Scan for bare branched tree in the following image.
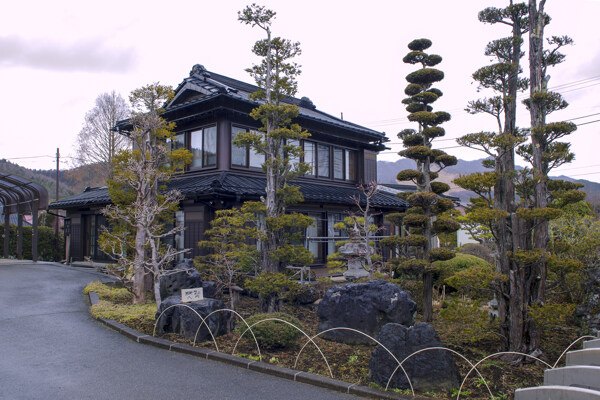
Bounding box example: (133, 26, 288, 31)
(75, 91, 130, 175)
(98, 84, 192, 307)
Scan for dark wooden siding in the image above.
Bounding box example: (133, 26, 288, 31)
(184, 207, 206, 258)
(364, 150, 378, 183)
(70, 215, 82, 261)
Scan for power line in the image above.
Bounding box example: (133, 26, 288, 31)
(363, 75, 600, 127)
(1, 155, 54, 160)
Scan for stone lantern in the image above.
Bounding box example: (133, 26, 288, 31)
(339, 225, 373, 280)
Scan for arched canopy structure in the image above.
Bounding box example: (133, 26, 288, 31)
(0, 173, 49, 261)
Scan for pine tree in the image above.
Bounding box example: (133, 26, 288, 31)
(384, 39, 458, 322)
(237, 4, 313, 273)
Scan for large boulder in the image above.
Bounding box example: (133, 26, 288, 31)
(317, 280, 416, 344)
(155, 295, 229, 341)
(159, 259, 217, 300)
(370, 323, 459, 392)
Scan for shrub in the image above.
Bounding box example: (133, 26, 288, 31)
(90, 300, 156, 332)
(438, 298, 499, 345)
(0, 224, 64, 261)
(84, 281, 133, 304)
(433, 253, 491, 286)
(235, 312, 303, 350)
(458, 243, 493, 264)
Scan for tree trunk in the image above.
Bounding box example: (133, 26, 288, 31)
(133, 224, 146, 304)
(423, 271, 433, 322)
(526, 0, 548, 354)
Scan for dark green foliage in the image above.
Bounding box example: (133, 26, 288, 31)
(0, 224, 64, 261)
(402, 134, 425, 147)
(396, 169, 422, 182)
(404, 83, 422, 95)
(407, 191, 438, 208)
(424, 54, 442, 66)
(235, 312, 302, 349)
(395, 38, 456, 322)
(405, 68, 444, 85)
(407, 111, 438, 125)
(403, 213, 429, 228)
(433, 217, 461, 234)
(422, 126, 445, 138)
(408, 38, 432, 51)
(430, 181, 450, 195)
(406, 103, 432, 113)
(411, 91, 438, 104)
(432, 198, 455, 214)
(399, 145, 432, 161)
(429, 247, 455, 261)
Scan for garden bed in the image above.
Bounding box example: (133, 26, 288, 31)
(86, 281, 583, 400)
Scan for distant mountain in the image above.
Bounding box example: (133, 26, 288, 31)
(0, 159, 106, 203)
(378, 158, 600, 204)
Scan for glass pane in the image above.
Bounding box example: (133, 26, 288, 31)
(306, 213, 319, 259)
(190, 130, 203, 168)
(249, 148, 264, 168)
(231, 127, 247, 166)
(169, 134, 185, 151)
(333, 148, 343, 179)
(318, 144, 330, 177)
(287, 139, 300, 170)
(203, 126, 217, 166)
(346, 150, 357, 181)
(304, 141, 315, 175)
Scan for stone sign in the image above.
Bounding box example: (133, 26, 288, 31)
(181, 287, 204, 303)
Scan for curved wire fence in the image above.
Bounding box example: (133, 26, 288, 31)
(152, 307, 597, 399)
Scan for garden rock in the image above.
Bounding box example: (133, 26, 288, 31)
(155, 295, 229, 341)
(369, 322, 459, 392)
(317, 279, 416, 344)
(159, 259, 215, 300)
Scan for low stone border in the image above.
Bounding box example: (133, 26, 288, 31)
(88, 292, 420, 400)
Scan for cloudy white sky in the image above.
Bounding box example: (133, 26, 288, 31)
(1, 0, 599, 182)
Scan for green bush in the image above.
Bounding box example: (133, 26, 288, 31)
(438, 298, 499, 345)
(433, 253, 491, 285)
(90, 300, 156, 332)
(0, 224, 64, 261)
(84, 281, 133, 304)
(235, 312, 303, 350)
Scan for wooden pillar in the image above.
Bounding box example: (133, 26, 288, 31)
(3, 210, 9, 258)
(32, 201, 39, 262)
(17, 213, 23, 259)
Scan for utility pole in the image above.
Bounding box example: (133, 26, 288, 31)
(55, 148, 60, 261)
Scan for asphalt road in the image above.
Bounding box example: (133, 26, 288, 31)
(0, 262, 355, 400)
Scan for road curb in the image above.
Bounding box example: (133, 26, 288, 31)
(88, 292, 416, 400)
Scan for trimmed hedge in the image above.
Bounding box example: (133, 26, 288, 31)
(0, 224, 64, 261)
(235, 312, 303, 350)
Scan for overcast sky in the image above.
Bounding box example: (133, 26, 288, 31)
(1, 0, 599, 182)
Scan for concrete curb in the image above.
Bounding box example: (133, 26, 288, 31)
(88, 292, 417, 400)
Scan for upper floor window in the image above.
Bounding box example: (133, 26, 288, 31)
(168, 134, 186, 152)
(232, 126, 265, 169)
(191, 126, 217, 168)
(303, 141, 357, 181)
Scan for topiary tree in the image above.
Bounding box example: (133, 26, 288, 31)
(387, 38, 458, 322)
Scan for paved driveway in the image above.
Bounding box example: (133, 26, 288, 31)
(0, 262, 355, 399)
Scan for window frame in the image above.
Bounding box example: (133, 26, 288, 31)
(230, 124, 265, 170)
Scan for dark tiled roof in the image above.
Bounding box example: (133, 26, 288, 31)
(168, 65, 386, 141)
(49, 173, 408, 210)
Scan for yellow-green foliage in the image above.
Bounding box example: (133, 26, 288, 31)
(444, 264, 502, 298)
(529, 303, 576, 334)
(433, 253, 491, 284)
(439, 299, 499, 345)
(90, 300, 157, 330)
(84, 281, 133, 304)
(235, 312, 303, 349)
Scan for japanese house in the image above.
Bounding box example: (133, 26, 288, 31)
(48, 64, 408, 265)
